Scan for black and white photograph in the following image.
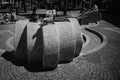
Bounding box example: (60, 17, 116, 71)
(0, 0, 120, 80)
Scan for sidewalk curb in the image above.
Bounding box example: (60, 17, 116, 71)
(85, 28, 104, 43)
(81, 27, 107, 56)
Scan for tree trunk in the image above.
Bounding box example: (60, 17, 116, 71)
(63, 0, 67, 16)
(23, 0, 26, 13)
(31, 0, 33, 10)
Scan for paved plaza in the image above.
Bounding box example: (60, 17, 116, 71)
(0, 11, 120, 80)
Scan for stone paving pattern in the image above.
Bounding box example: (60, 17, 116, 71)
(0, 20, 120, 80)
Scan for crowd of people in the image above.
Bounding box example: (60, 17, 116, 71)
(0, 6, 16, 24)
(0, 0, 99, 24)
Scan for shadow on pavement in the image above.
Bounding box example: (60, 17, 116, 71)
(1, 25, 56, 72)
(1, 50, 55, 72)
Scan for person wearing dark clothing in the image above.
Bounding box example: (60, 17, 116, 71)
(30, 6, 38, 22)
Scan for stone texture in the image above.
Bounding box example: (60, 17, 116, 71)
(58, 22, 75, 63)
(14, 20, 28, 64)
(14, 19, 83, 69)
(42, 23, 59, 69)
(1, 14, 120, 80)
(27, 22, 43, 66)
(68, 18, 83, 57)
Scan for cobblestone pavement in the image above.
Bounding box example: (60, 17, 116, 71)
(0, 20, 120, 80)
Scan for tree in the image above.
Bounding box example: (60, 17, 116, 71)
(22, 0, 26, 13)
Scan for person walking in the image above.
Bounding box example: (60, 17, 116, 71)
(30, 6, 38, 22)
